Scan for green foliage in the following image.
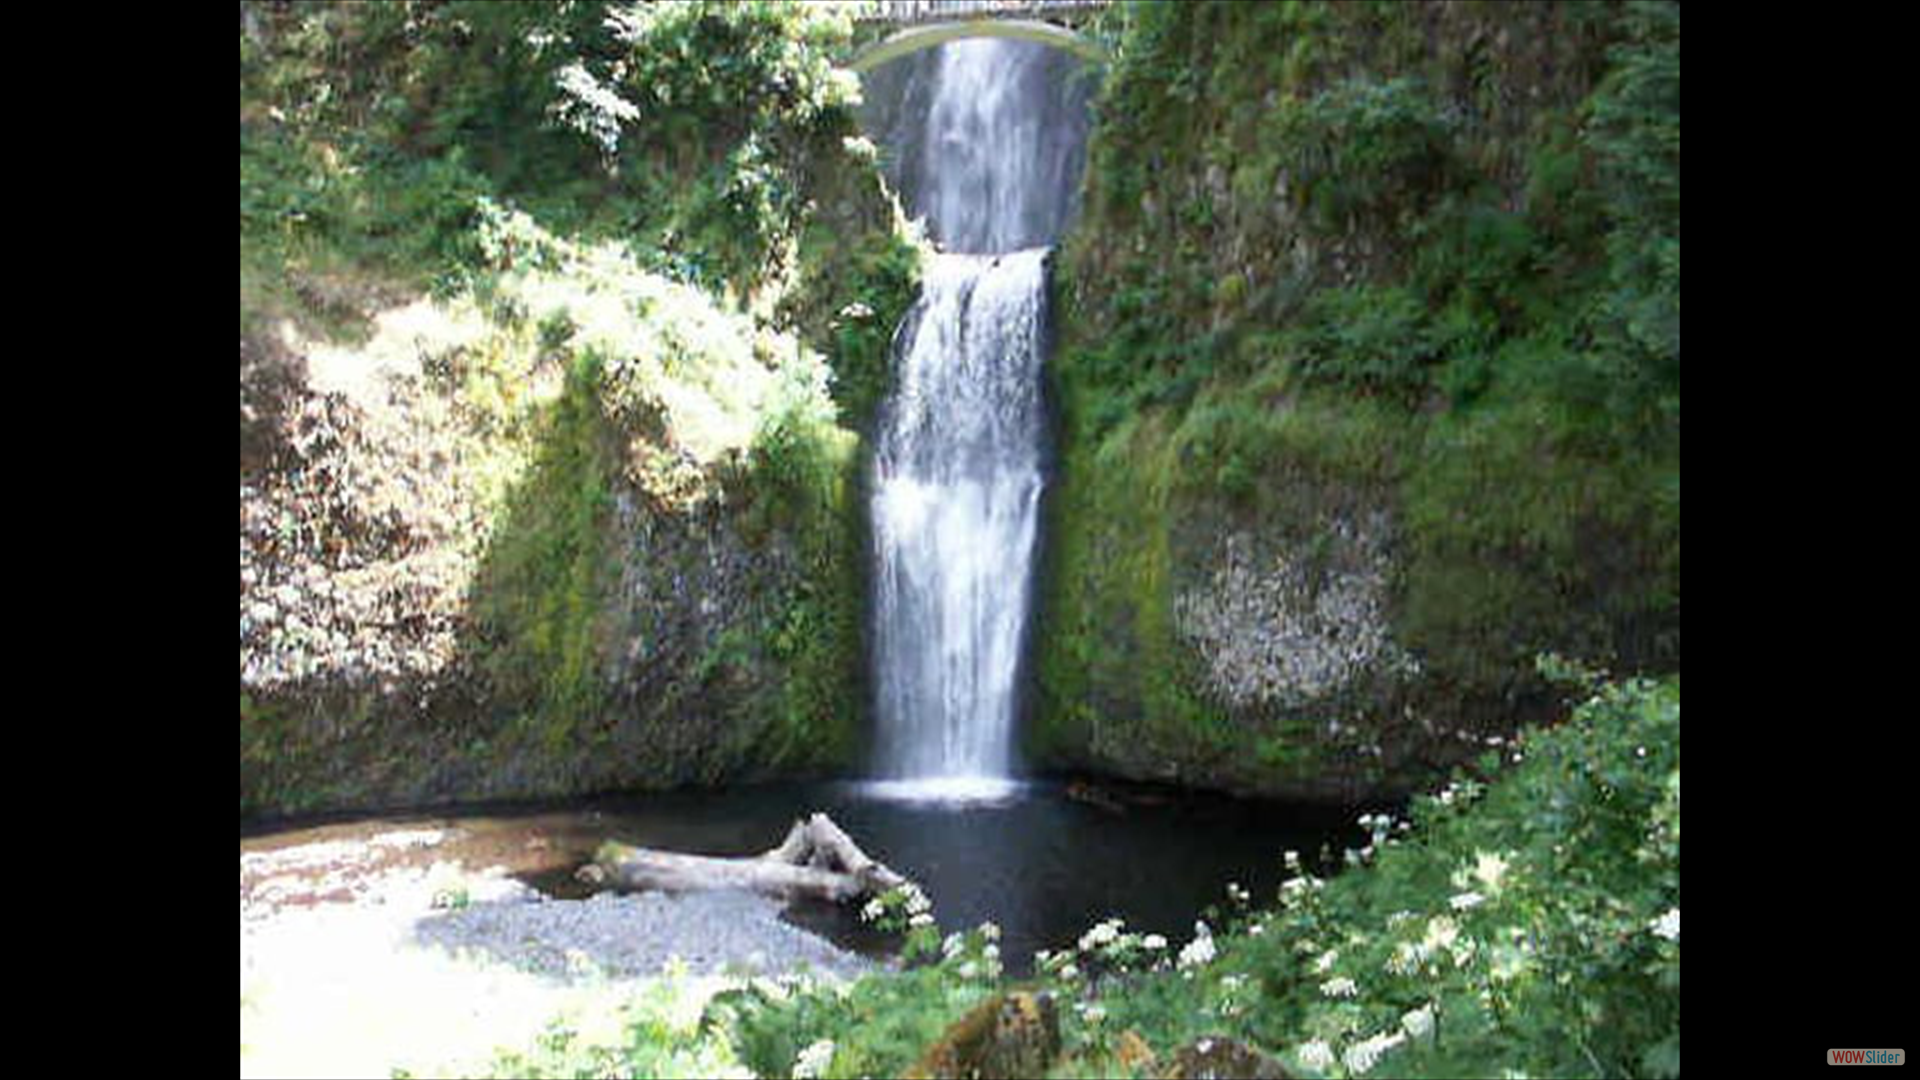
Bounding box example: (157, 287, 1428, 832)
(707, 921, 1006, 1080)
(469, 352, 617, 754)
(1278, 77, 1457, 234)
(737, 357, 866, 773)
(1291, 286, 1442, 404)
(240, 0, 906, 312)
(795, 223, 924, 430)
(1584, 0, 1681, 434)
(1400, 396, 1679, 686)
(446, 204, 872, 774)
(479, 966, 747, 1079)
(584, 0, 868, 299)
(1166, 671, 1680, 1079)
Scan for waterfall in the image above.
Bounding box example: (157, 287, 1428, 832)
(866, 37, 1088, 799)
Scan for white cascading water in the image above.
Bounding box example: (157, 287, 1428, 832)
(867, 37, 1085, 800)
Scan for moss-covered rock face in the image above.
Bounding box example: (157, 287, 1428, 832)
(239, 221, 875, 816)
(239, 2, 922, 818)
(1033, 1, 1679, 800)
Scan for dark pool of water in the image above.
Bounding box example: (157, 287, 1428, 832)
(241, 779, 1375, 975)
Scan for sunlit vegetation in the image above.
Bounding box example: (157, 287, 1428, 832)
(240, 0, 923, 812)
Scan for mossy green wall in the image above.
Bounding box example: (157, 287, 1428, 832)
(1032, 0, 1679, 799)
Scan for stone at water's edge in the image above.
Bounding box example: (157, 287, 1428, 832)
(908, 991, 1061, 1080)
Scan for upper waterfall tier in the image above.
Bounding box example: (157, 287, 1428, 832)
(859, 37, 1094, 254)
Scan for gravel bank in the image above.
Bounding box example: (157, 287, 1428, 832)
(413, 888, 879, 981)
(241, 829, 878, 1078)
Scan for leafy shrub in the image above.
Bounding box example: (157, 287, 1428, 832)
(1292, 285, 1441, 403)
(478, 965, 747, 1079)
(709, 918, 1010, 1080)
(1209, 667, 1681, 1078)
(1036, 668, 1678, 1078)
(1584, 0, 1680, 433)
(1279, 77, 1456, 233)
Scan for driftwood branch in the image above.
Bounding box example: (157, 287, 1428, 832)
(576, 812, 911, 905)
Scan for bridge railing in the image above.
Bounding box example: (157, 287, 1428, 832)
(855, 0, 1109, 26)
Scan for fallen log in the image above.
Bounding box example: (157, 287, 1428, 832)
(576, 812, 912, 905)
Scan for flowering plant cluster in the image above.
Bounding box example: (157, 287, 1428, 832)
(1018, 668, 1678, 1080)
(1233, 670, 1680, 1078)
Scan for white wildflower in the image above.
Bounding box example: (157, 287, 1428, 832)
(826, 67, 864, 106)
(1471, 851, 1510, 893)
(1343, 1031, 1406, 1075)
(1178, 935, 1216, 970)
(749, 976, 792, 1001)
(1313, 948, 1339, 974)
(1059, 963, 1080, 981)
(1079, 917, 1124, 951)
(1385, 941, 1426, 976)
(1141, 933, 1167, 950)
(792, 1038, 835, 1079)
(1319, 976, 1358, 999)
(979, 921, 1001, 942)
(1401, 1005, 1435, 1040)
(1076, 1002, 1107, 1024)
(860, 896, 886, 923)
(1451, 938, 1477, 968)
(1297, 1039, 1335, 1071)
(1488, 941, 1528, 982)
(1424, 916, 1459, 952)
(1649, 907, 1679, 942)
(908, 912, 934, 929)
(1450, 891, 1485, 911)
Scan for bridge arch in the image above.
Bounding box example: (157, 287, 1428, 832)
(848, 17, 1107, 74)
